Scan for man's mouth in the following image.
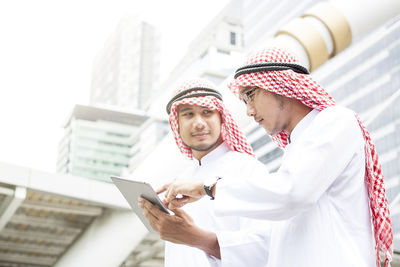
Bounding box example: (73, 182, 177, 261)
(255, 118, 263, 124)
(192, 132, 209, 137)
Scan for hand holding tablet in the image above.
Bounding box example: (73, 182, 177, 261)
(111, 176, 169, 233)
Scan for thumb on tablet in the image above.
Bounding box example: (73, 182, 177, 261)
(169, 206, 193, 223)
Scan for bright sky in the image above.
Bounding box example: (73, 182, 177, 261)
(0, 0, 229, 172)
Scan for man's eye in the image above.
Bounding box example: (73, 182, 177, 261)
(242, 89, 257, 103)
(203, 110, 212, 114)
(182, 112, 193, 117)
(246, 91, 254, 100)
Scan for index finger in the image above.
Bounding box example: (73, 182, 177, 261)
(165, 186, 178, 204)
(156, 182, 171, 194)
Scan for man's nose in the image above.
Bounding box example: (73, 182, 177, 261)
(246, 103, 255, 117)
(193, 115, 206, 129)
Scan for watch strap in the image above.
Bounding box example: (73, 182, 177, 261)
(203, 177, 221, 200)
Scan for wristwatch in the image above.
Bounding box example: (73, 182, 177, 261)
(203, 177, 221, 200)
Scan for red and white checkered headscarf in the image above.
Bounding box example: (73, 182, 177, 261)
(168, 78, 254, 160)
(228, 47, 393, 267)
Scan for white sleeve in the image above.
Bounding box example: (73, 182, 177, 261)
(215, 218, 271, 267)
(214, 109, 363, 220)
(205, 254, 221, 267)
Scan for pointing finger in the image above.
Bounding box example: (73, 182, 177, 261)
(156, 183, 171, 194)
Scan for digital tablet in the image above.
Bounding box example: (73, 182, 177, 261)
(111, 176, 170, 233)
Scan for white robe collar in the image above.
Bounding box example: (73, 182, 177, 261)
(289, 108, 319, 144)
(193, 141, 230, 166)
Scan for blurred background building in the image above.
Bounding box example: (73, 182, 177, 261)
(0, 0, 399, 266)
(146, 0, 245, 119)
(90, 16, 161, 111)
(126, 118, 169, 173)
(56, 105, 148, 182)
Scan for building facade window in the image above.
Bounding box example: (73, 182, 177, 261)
(230, 31, 236, 45)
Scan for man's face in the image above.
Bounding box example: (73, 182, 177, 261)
(239, 86, 289, 135)
(177, 104, 222, 153)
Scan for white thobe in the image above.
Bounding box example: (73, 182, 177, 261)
(214, 106, 376, 267)
(165, 142, 271, 267)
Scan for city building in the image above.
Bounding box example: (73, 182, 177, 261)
(126, 118, 169, 174)
(243, 0, 321, 52)
(90, 16, 160, 111)
(56, 104, 148, 182)
(146, 0, 245, 119)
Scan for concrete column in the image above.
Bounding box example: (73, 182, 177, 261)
(55, 210, 148, 267)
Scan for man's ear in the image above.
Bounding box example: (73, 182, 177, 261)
(219, 126, 225, 140)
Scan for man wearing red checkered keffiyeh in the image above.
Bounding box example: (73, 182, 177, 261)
(166, 78, 254, 160)
(227, 47, 392, 267)
(162, 48, 393, 267)
(140, 78, 271, 267)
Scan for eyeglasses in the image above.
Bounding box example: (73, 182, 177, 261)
(239, 87, 259, 104)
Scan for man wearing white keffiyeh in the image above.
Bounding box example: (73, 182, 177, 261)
(162, 48, 393, 267)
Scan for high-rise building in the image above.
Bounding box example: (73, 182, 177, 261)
(243, 0, 321, 52)
(146, 0, 245, 118)
(57, 104, 148, 182)
(126, 118, 169, 173)
(90, 16, 160, 110)
(164, 0, 244, 86)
